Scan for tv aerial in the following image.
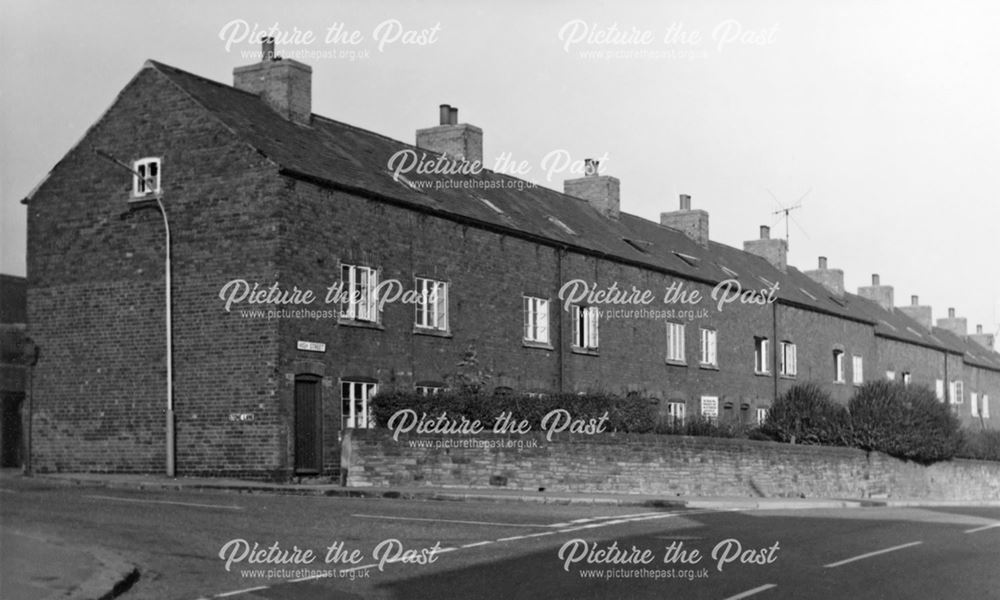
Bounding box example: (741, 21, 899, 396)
(767, 188, 811, 244)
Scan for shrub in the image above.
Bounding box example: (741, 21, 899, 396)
(760, 383, 850, 446)
(848, 381, 962, 463)
(653, 416, 757, 439)
(957, 428, 1000, 462)
(370, 389, 658, 434)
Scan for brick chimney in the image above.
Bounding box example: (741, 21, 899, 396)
(970, 324, 996, 351)
(897, 295, 933, 330)
(415, 104, 484, 164)
(936, 307, 968, 337)
(743, 225, 787, 271)
(564, 159, 620, 219)
(857, 274, 894, 312)
(804, 256, 845, 296)
(233, 37, 312, 125)
(660, 194, 709, 247)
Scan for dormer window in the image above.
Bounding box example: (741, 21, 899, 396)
(133, 158, 161, 197)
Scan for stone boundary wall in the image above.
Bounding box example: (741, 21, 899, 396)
(342, 430, 1000, 501)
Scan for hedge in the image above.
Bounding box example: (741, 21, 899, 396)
(760, 383, 850, 446)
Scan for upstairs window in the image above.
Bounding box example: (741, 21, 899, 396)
(572, 305, 599, 350)
(754, 337, 770, 374)
(700, 328, 717, 367)
(779, 341, 797, 376)
(414, 278, 448, 331)
(950, 380, 964, 405)
(833, 350, 845, 383)
(341, 264, 379, 322)
(971, 392, 980, 417)
(984, 395, 991, 419)
(936, 379, 945, 402)
(133, 157, 161, 196)
(666, 322, 686, 362)
(852, 356, 864, 385)
(523, 296, 550, 344)
(902, 371, 912, 386)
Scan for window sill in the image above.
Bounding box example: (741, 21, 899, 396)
(699, 363, 719, 371)
(338, 319, 384, 331)
(522, 340, 554, 351)
(833, 380, 845, 385)
(413, 327, 452, 339)
(779, 374, 796, 380)
(754, 371, 771, 377)
(665, 359, 687, 368)
(571, 347, 599, 357)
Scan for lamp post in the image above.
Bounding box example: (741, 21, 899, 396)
(94, 148, 175, 477)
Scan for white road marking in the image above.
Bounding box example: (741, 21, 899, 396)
(85, 494, 243, 510)
(547, 511, 665, 527)
(214, 586, 269, 598)
(823, 541, 923, 568)
(721, 583, 777, 599)
(352, 513, 549, 528)
(460, 540, 494, 548)
(964, 522, 1000, 534)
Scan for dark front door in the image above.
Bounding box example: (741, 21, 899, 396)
(0, 393, 24, 468)
(294, 376, 322, 474)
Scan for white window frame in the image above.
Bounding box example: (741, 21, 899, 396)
(700, 328, 717, 367)
(886, 371, 896, 381)
(950, 380, 964, 405)
(340, 264, 379, 322)
(414, 278, 448, 331)
(984, 395, 990, 419)
(971, 392, 979, 417)
(700, 396, 719, 421)
(667, 402, 686, 426)
(572, 305, 599, 350)
(523, 296, 550, 344)
(833, 350, 845, 383)
(415, 385, 443, 396)
(666, 322, 686, 362)
(756, 407, 769, 426)
(779, 341, 797, 377)
(852, 355, 863, 385)
(936, 379, 945, 402)
(902, 372, 911, 386)
(754, 337, 770, 374)
(132, 157, 161, 197)
(341, 380, 377, 429)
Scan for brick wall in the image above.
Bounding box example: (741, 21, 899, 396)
(344, 429, 1000, 501)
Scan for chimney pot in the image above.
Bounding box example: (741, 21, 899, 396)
(760, 225, 770, 240)
(948, 307, 956, 318)
(439, 104, 451, 125)
(818, 256, 828, 269)
(872, 274, 880, 286)
(448, 107, 458, 125)
(977, 324, 984, 334)
(911, 295, 918, 306)
(679, 194, 691, 210)
(262, 36, 276, 61)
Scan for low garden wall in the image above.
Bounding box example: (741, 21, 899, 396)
(342, 430, 1000, 501)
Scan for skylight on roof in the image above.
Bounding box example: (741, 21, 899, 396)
(799, 288, 817, 301)
(721, 266, 739, 278)
(673, 252, 700, 268)
(905, 326, 923, 338)
(880, 320, 899, 332)
(391, 172, 425, 194)
(479, 197, 503, 214)
(623, 238, 652, 254)
(757, 275, 776, 288)
(547, 216, 577, 235)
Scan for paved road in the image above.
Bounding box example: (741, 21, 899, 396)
(1, 476, 998, 599)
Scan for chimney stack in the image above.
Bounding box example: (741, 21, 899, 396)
(804, 255, 844, 296)
(858, 273, 894, 312)
(898, 294, 933, 330)
(660, 194, 710, 247)
(970, 324, 995, 351)
(564, 159, 621, 219)
(416, 104, 483, 164)
(743, 224, 787, 271)
(233, 37, 312, 125)
(936, 307, 968, 337)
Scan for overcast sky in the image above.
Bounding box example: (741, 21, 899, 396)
(2, 0, 998, 337)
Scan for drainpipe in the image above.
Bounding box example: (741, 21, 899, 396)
(557, 247, 565, 393)
(772, 301, 779, 403)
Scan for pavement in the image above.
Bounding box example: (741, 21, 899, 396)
(3, 469, 1000, 599)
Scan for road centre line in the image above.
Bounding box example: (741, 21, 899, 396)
(721, 583, 778, 599)
(964, 522, 1000, 534)
(823, 541, 923, 568)
(352, 513, 551, 528)
(85, 494, 243, 510)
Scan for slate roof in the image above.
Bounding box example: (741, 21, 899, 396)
(118, 61, 1000, 372)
